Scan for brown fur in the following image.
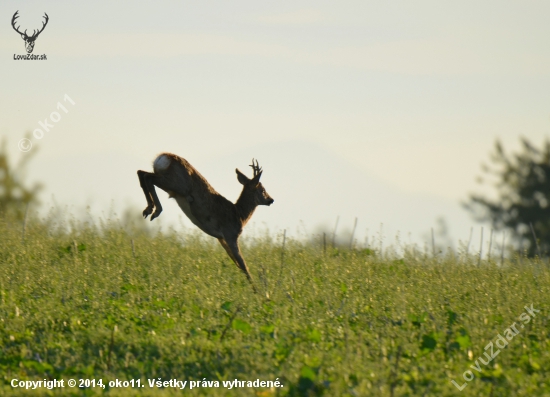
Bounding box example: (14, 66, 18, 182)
(137, 153, 274, 292)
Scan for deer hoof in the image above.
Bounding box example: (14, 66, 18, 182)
(151, 209, 162, 221)
(142, 206, 153, 218)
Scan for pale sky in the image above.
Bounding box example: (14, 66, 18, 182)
(1, 1, 549, 249)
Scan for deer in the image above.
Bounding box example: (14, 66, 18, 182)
(11, 11, 49, 54)
(137, 153, 274, 292)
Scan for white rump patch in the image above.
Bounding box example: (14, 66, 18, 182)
(153, 154, 171, 173)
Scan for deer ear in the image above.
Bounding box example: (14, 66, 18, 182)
(236, 169, 250, 185)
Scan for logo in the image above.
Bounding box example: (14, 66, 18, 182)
(11, 10, 49, 54)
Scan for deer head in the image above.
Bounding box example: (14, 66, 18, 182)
(236, 159, 274, 206)
(12, 11, 49, 54)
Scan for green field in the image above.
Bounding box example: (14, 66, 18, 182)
(0, 215, 548, 396)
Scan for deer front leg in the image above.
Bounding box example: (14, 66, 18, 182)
(218, 238, 257, 293)
(137, 170, 155, 218)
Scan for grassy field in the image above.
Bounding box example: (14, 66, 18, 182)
(0, 214, 548, 396)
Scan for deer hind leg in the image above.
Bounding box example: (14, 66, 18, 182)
(218, 238, 257, 293)
(137, 170, 169, 221)
(138, 167, 193, 221)
(137, 170, 155, 218)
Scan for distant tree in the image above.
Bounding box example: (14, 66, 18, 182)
(464, 137, 550, 257)
(0, 136, 42, 220)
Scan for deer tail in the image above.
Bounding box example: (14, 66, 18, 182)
(153, 153, 172, 174)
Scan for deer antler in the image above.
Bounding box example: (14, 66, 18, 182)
(32, 13, 49, 38)
(11, 11, 24, 36)
(249, 159, 262, 177)
(11, 11, 49, 39)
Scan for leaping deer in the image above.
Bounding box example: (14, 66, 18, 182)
(137, 154, 274, 292)
(11, 11, 49, 54)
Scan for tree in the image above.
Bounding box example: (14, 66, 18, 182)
(464, 137, 550, 257)
(0, 136, 42, 220)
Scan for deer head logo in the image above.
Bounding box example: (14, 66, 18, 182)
(11, 11, 49, 54)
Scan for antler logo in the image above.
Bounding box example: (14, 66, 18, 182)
(11, 11, 49, 54)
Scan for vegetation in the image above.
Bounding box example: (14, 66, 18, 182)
(465, 137, 550, 256)
(0, 213, 548, 396)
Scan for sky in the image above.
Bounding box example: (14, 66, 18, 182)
(1, 1, 549, 250)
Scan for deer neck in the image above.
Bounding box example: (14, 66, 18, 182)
(235, 190, 257, 226)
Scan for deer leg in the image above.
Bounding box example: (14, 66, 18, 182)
(137, 170, 155, 218)
(218, 238, 240, 269)
(145, 174, 165, 221)
(139, 169, 193, 221)
(137, 171, 168, 221)
(218, 238, 257, 293)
